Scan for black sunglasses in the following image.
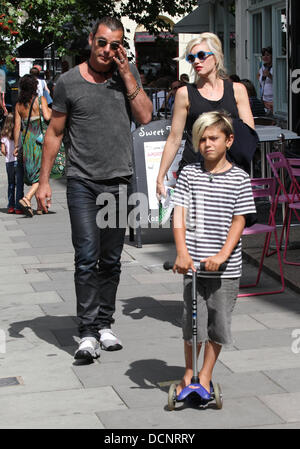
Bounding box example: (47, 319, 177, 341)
(95, 38, 120, 51)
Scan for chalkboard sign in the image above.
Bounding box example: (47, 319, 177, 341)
(131, 119, 186, 245)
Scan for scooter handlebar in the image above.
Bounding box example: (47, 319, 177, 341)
(163, 261, 227, 272)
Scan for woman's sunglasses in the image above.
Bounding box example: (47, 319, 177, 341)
(95, 38, 120, 51)
(186, 51, 214, 64)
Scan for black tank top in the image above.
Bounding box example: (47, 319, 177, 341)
(182, 79, 239, 164)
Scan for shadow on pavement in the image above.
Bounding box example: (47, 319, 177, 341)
(7, 315, 78, 357)
(121, 296, 181, 328)
(125, 359, 184, 391)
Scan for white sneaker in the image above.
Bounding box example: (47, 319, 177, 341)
(99, 329, 123, 351)
(159, 187, 174, 225)
(74, 337, 101, 361)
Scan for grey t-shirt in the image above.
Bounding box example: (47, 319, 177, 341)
(52, 63, 141, 180)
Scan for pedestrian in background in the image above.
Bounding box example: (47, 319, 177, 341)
(30, 65, 53, 107)
(258, 47, 273, 113)
(36, 16, 152, 362)
(1, 113, 24, 214)
(14, 74, 52, 216)
(240, 78, 266, 117)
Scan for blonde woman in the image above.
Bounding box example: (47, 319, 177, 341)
(156, 32, 254, 199)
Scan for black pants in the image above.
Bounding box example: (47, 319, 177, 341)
(67, 177, 130, 340)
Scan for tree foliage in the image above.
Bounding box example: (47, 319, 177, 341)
(0, 0, 196, 62)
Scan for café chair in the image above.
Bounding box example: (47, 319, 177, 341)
(266, 153, 300, 261)
(239, 177, 285, 297)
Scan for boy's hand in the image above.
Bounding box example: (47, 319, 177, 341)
(173, 252, 196, 274)
(201, 253, 227, 272)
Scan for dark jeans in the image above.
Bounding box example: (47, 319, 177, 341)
(66, 177, 131, 340)
(6, 161, 24, 209)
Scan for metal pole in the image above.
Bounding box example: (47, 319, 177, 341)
(278, 133, 287, 244)
(191, 270, 199, 384)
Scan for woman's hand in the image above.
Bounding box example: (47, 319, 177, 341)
(156, 178, 166, 200)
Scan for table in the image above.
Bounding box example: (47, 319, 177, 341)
(254, 126, 300, 178)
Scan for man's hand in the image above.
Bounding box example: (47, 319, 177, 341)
(113, 44, 130, 78)
(36, 182, 52, 213)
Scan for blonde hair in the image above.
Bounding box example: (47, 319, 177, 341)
(183, 32, 227, 81)
(192, 111, 233, 152)
(1, 113, 14, 140)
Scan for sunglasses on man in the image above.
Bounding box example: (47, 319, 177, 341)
(95, 38, 121, 51)
(186, 51, 214, 64)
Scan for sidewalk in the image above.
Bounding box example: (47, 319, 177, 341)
(0, 156, 300, 429)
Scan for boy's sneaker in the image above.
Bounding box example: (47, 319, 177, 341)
(159, 187, 174, 225)
(74, 337, 101, 362)
(15, 209, 23, 215)
(99, 329, 122, 351)
(7, 207, 15, 214)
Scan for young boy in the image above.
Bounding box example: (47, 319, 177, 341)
(172, 111, 256, 398)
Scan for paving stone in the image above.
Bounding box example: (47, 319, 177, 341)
(0, 250, 19, 257)
(231, 314, 267, 332)
(0, 291, 62, 307)
(0, 283, 35, 295)
(249, 422, 300, 429)
(131, 272, 182, 284)
(31, 280, 74, 293)
(15, 246, 74, 256)
(0, 273, 50, 284)
(0, 387, 126, 427)
(116, 284, 171, 299)
(96, 396, 283, 429)
(263, 368, 300, 393)
(0, 242, 31, 249)
(219, 346, 300, 372)
(40, 301, 76, 316)
(213, 371, 285, 398)
(0, 256, 40, 266)
(250, 311, 300, 329)
(0, 350, 81, 395)
(259, 392, 300, 423)
(232, 328, 295, 350)
(2, 413, 105, 429)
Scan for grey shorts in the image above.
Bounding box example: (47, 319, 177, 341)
(182, 276, 239, 346)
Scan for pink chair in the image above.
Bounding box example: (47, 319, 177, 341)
(238, 177, 285, 297)
(284, 158, 300, 265)
(266, 153, 300, 265)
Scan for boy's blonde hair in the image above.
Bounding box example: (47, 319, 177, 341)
(183, 32, 227, 82)
(192, 111, 234, 152)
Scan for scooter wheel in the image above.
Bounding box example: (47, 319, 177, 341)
(212, 382, 223, 409)
(168, 383, 177, 411)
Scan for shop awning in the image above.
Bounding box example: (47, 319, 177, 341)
(173, 5, 211, 34)
(173, 0, 234, 34)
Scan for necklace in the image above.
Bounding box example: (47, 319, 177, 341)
(87, 59, 111, 79)
(205, 160, 229, 182)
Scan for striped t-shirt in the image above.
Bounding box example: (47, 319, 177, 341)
(173, 163, 256, 278)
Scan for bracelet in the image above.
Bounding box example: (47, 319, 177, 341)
(126, 84, 140, 101)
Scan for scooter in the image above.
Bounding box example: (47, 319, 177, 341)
(163, 261, 224, 410)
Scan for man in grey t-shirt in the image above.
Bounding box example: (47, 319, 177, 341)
(36, 17, 152, 362)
